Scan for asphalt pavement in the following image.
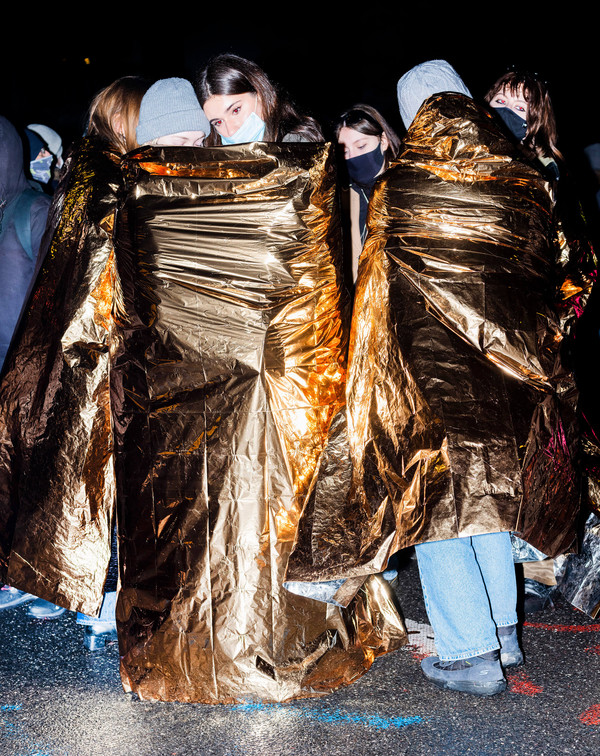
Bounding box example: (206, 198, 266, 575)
(1, 553, 599, 756)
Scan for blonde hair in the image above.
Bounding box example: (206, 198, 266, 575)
(87, 76, 150, 154)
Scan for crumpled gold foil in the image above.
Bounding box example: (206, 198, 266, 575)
(0, 141, 405, 703)
(287, 94, 585, 585)
(0, 137, 120, 615)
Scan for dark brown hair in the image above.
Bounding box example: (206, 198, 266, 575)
(87, 76, 150, 154)
(485, 71, 562, 162)
(196, 54, 323, 144)
(335, 104, 401, 168)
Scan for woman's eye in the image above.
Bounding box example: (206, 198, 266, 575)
(232, 107, 241, 115)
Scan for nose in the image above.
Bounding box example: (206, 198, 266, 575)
(221, 120, 233, 138)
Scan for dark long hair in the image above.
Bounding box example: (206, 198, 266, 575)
(196, 54, 322, 144)
(335, 104, 401, 169)
(485, 71, 562, 162)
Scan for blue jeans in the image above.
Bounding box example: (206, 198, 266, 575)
(415, 532, 517, 661)
(76, 591, 117, 629)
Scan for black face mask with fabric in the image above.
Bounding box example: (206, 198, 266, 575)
(346, 144, 385, 188)
(495, 107, 528, 142)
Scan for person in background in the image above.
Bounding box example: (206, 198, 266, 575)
(0, 76, 149, 646)
(0, 116, 53, 618)
(0, 116, 51, 370)
(26, 124, 64, 191)
(335, 105, 400, 282)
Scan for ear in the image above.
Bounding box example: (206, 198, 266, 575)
(111, 112, 125, 137)
(255, 94, 265, 120)
(381, 132, 389, 153)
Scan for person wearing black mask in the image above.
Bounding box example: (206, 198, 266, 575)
(485, 70, 599, 616)
(486, 71, 562, 181)
(336, 105, 400, 281)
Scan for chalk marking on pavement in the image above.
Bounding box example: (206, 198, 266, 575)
(579, 704, 600, 725)
(1, 703, 60, 756)
(229, 702, 423, 730)
(523, 622, 600, 633)
(506, 670, 543, 696)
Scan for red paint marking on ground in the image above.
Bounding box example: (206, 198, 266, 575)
(407, 647, 431, 662)
(584, 645, 600, 655)
(523, 622, 600, 633)
(507, 670, 543, 696)
(579, 704, 600, 725)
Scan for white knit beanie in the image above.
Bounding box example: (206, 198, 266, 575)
(136, 78, 210, 144)
(397, 60, 472, 129)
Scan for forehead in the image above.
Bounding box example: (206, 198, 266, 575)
(337, 126, 375, 144)
(203, 92, 255, 118)
(169, 131, 205, 138)
(499, 84, 527, 101)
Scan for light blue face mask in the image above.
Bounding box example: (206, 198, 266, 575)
(30, 154, 53, 184)
(221, 110, 266, 145)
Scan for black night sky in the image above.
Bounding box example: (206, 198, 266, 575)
(1, 14, 597, 161)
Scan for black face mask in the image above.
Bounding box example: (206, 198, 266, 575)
(495, 107, 528, 141)
(346, 144, 384, 187)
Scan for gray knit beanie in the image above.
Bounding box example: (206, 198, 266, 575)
(397, 60, 472, 130)
(136, 78, 210, 144)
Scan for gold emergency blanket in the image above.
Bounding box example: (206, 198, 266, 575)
(288, 94, 581, 584)
(0, 141, 405, 703)
(0, 138, 119, 612)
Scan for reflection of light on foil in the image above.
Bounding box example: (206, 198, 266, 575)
(402, 619, 436, 661)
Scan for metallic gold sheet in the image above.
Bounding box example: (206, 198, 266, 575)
(288, 94, 584, 584)
(0, 137, 120, 615)
(0, 141, 405, 703)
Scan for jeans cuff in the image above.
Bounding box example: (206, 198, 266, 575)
(494, 616, 518, 629)
(437, 642, 499, 662)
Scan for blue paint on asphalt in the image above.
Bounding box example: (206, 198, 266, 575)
(230, 702, 423, 730)
(1, 704, 55, 756)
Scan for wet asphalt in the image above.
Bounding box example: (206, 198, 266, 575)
(1, 553, 599, 756)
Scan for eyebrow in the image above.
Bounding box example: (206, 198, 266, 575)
(225, 99, 243, 114)
(209, 99, 243, 125)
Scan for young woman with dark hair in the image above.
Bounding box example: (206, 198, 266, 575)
(335, 104, 400, 281)
(486, 70, 599, 617)
(197, 53, 322, 145)
(485, 70, 563, 178)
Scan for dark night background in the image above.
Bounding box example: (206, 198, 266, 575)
(1, 14, 598, 190)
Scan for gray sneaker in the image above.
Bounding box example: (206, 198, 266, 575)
(498, 624, 523, 668)
(27, 599, 67, 620)
(421, 650, 506, 696)
(0, 586, 35, 609)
